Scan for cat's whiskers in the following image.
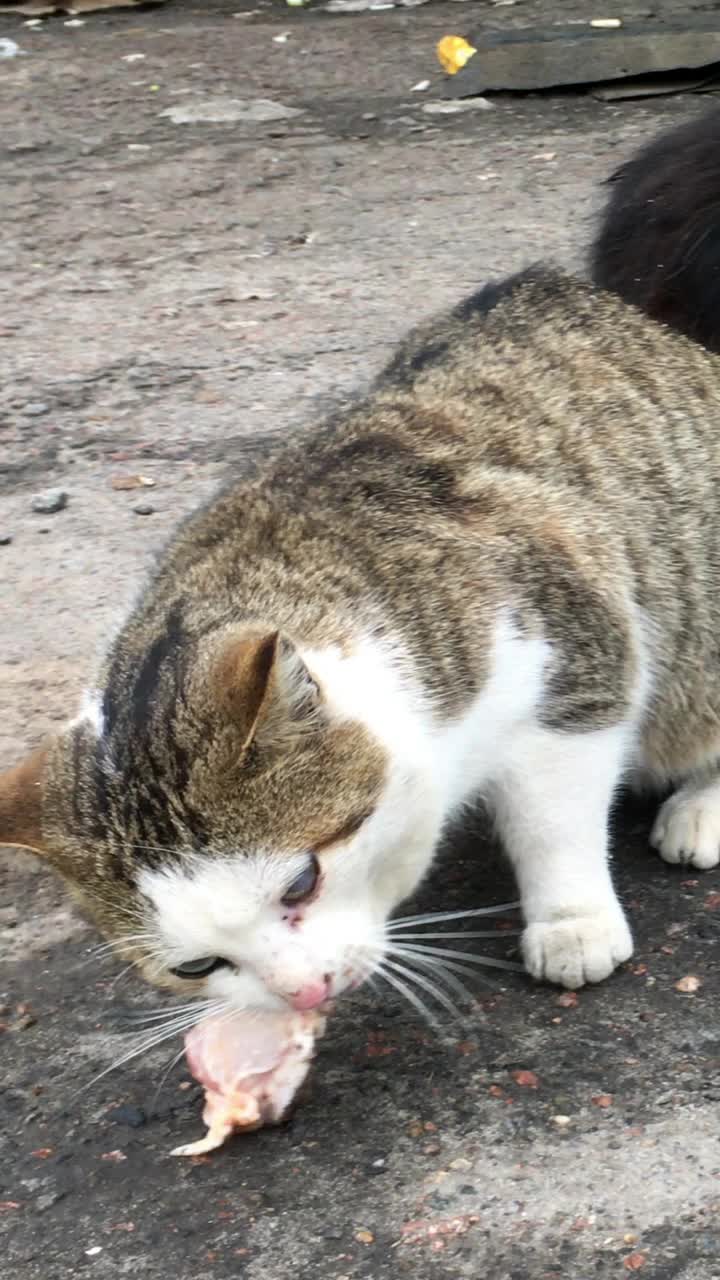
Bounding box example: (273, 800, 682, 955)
(149, 999, 248, 1111)
(356, 914, 526, 1027)
(387, 902, 520, 931)
(108, 962, 139, 993)
(373, 960, 442, 1029)
(74, 998, 229, 1098)
(393, 941, 525, 973)
(385, 943, 485, 1006)
(380, 954, 465, 1022)
(151, 1044, 189, 1114)
(79, 935, 162, 977)
(356, 936, 464, 1024)
(84, 893, 146, 926)
(391, 929, 522, 941)
(123, 1000, 218, 1026)
(87, 932, 157, 959)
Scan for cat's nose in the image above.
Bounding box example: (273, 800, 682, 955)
(289, 976, 331, 1011)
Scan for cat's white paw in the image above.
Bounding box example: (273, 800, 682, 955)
(651, 789, 720, 870)
(522, 909, 633, 989)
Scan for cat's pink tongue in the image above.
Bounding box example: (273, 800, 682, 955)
(172, 1007, 325, 1157)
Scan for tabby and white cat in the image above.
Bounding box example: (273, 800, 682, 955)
(3, 112, 720, 1025)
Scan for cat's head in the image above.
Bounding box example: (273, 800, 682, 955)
(0, 626, 440, 1012)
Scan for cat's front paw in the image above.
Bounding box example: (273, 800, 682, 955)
(650, 789, 720, 870)
(522, 909, 633, 989)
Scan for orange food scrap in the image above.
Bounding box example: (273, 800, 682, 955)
(624, 1252, 647, 1271)
(674, 974, 702, 994)
(511, 1069, 539, 1088)
(355, 1230, 375, 1245)
(437, 36, 477, 75)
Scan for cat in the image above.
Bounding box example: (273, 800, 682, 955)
(3, 111, 720, 1029)
(592, 107, 720, 352)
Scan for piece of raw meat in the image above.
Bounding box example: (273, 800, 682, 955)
(172, 1008, 325, 1156)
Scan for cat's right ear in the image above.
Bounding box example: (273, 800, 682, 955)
(0, 744, 50, 856)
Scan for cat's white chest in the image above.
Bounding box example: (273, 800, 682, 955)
(432, 617, 551, 815)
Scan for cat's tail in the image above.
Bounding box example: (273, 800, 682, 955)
(590, 108, 720, 352)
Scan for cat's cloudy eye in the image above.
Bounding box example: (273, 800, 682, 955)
(171, 956, 228, 979)
(281, 854, 320, 906)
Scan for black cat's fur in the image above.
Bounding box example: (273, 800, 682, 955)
(591, 109, 720, 352)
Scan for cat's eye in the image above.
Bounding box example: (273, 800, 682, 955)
(171, 956, 229, 980)
(281, 854, 320, 906)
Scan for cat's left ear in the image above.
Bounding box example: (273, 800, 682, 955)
(0, 744, 50, 856)
(212, 629, 323, 753)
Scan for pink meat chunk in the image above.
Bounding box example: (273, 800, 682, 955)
(172, 1008, 325, 1157)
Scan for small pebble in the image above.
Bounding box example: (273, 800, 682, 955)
(0, 534, 12, 546)
(107, 1104, 146, 1128)
(133, 503, 155, 516)
(553, 1114, 571, 1127)
(37, 1191, 65, 1211)
(31, 489, 68, 514)
(22, 402, 49, 417)
(422, 98, 493, 115)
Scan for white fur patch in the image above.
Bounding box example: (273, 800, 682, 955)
(300, 636, 432, 767)
(69, 689, 105, 737)
(433, 614, 550, 812)
(651, 780, 720, 870)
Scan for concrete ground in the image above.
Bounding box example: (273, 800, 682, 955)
(2, 1, 720, 1277)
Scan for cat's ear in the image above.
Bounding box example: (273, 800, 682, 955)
(213, 630, 321, 753)
(0, 744, 50, 856)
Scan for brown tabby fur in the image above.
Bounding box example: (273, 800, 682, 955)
(4, 264, 720, 970)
